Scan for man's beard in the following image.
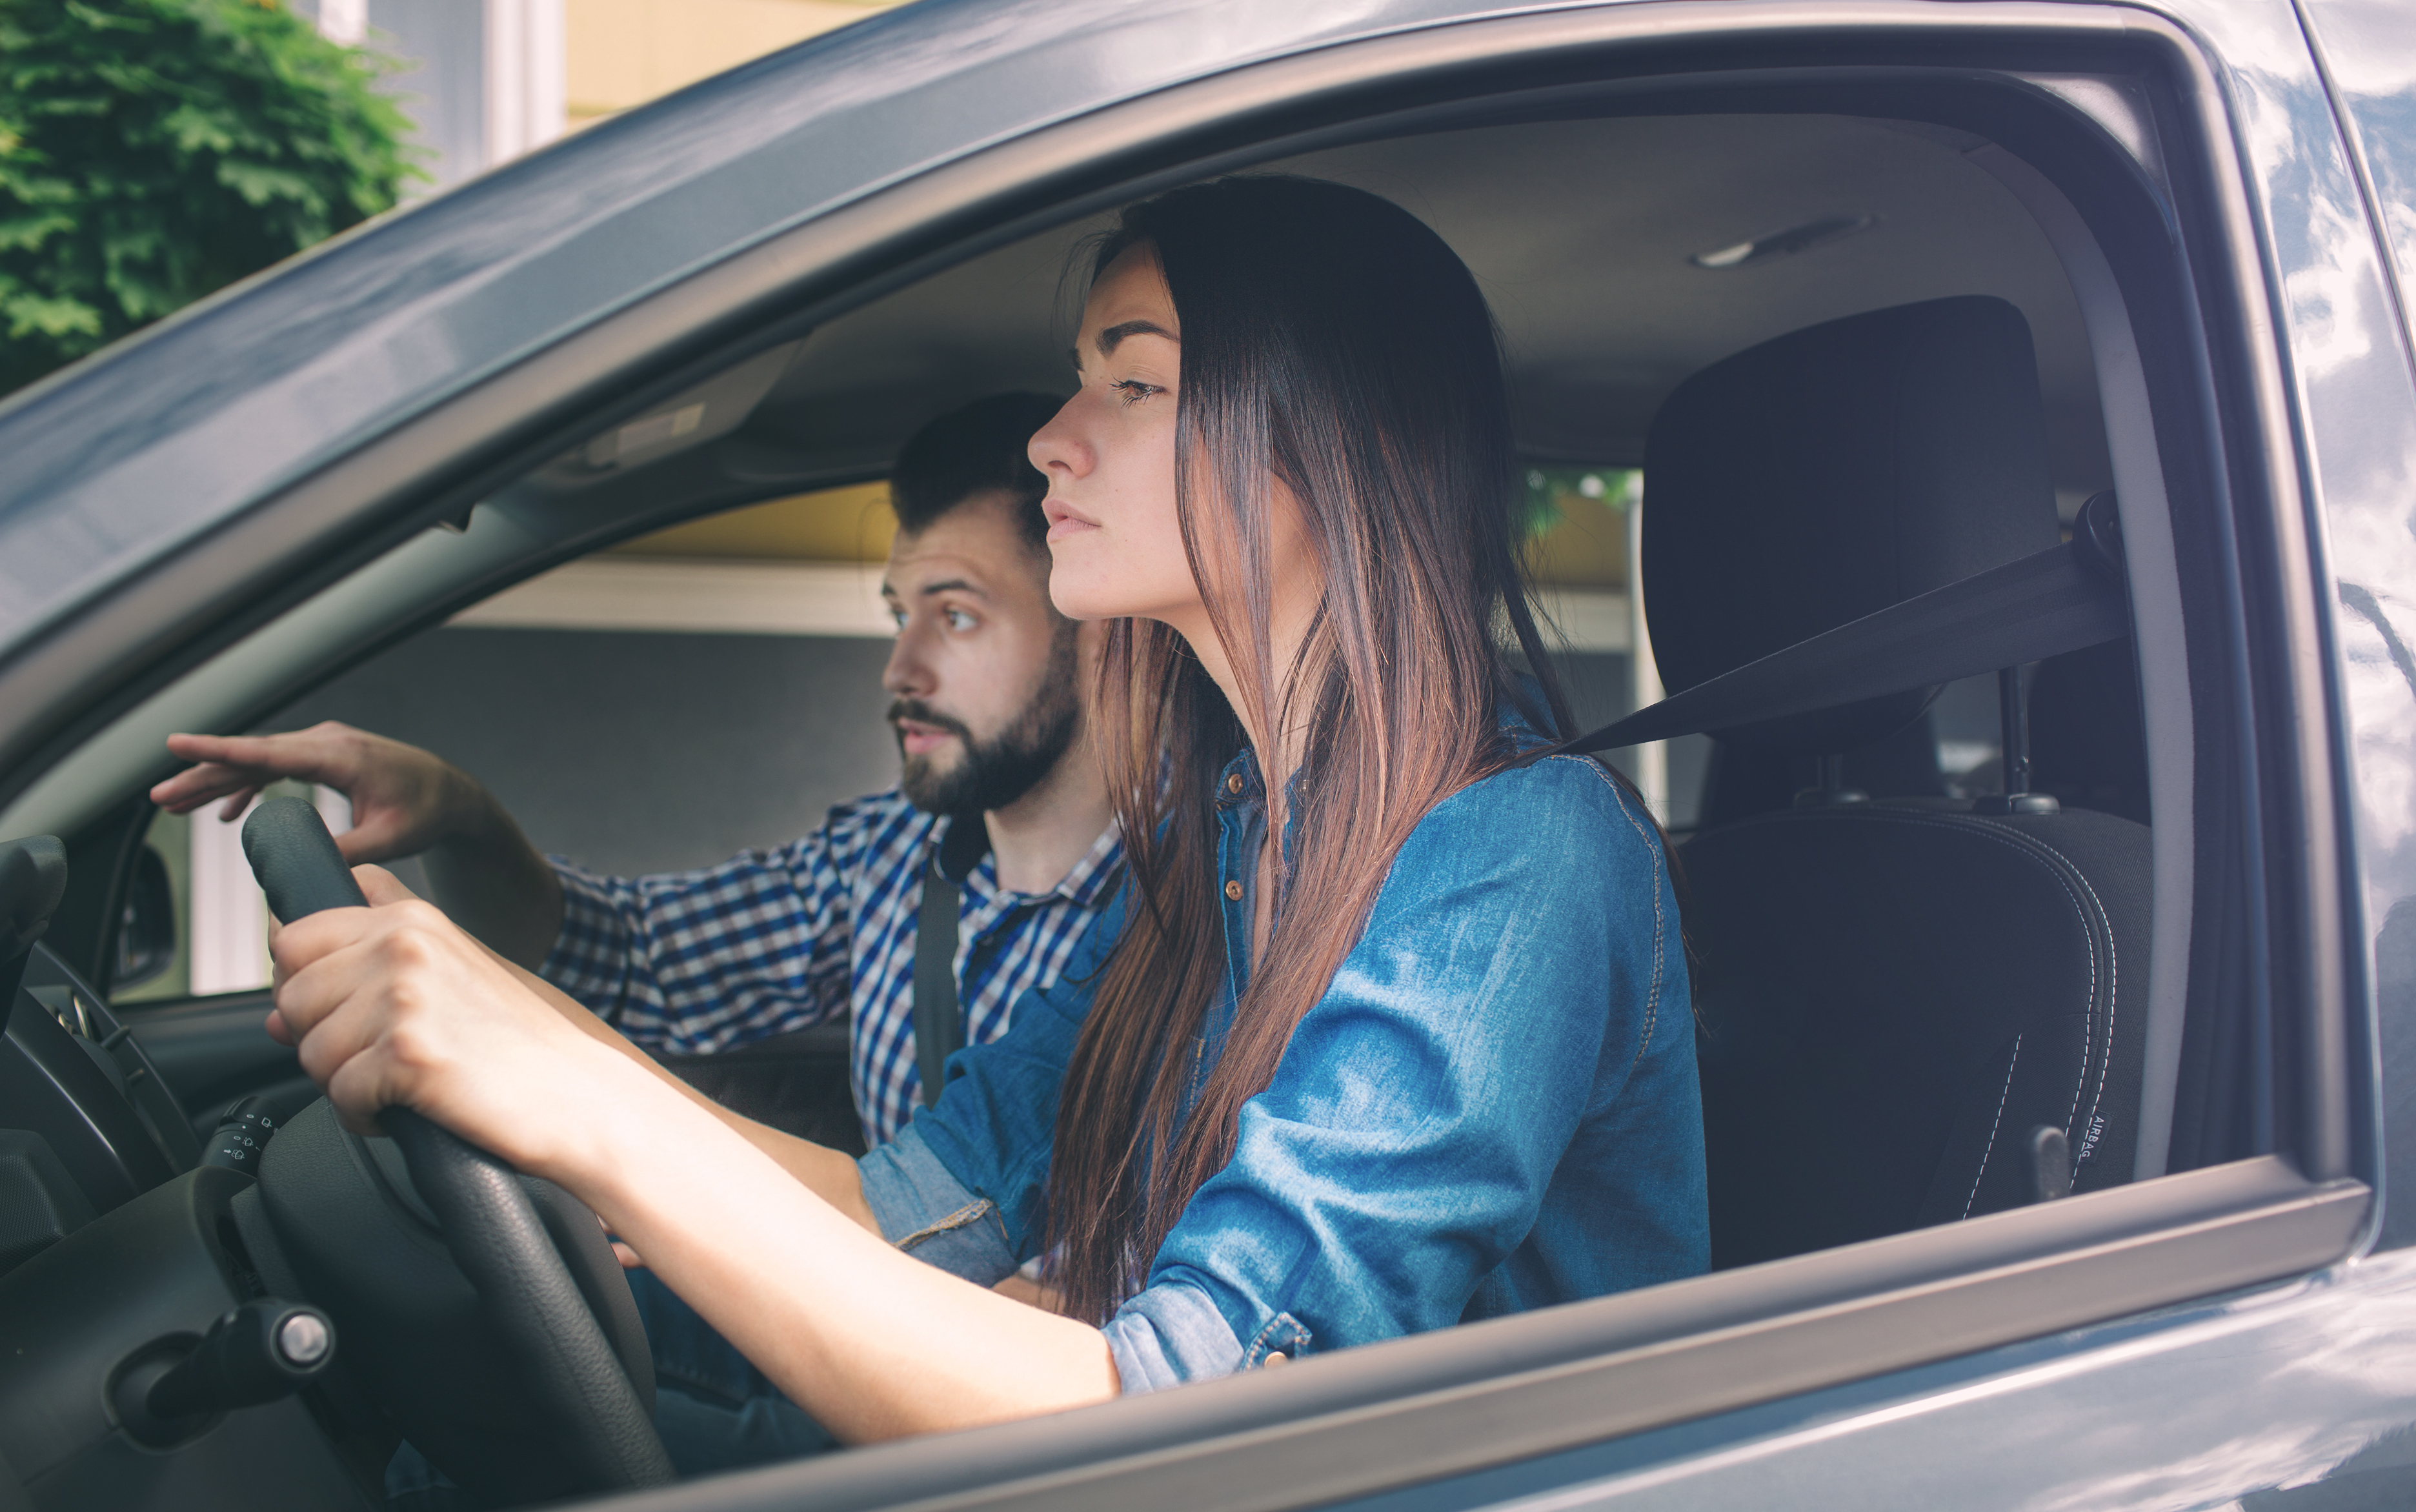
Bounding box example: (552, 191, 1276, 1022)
(892, 627, 1082, 816)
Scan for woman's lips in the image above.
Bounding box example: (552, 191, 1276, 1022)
(1043, 498, 1100, 543)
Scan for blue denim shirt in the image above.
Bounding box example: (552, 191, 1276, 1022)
(858, 735, 1707, 1393)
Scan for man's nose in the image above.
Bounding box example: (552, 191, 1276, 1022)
(882, 621, 936, 697)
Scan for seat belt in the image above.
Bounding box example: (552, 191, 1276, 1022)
(912, 815, 992, 1107)
(1525, 509, 2129, 761)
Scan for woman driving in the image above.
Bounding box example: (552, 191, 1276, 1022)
(268, 175, 1707, 1453)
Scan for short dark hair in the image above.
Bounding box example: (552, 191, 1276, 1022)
(889, 392, 1063, 552)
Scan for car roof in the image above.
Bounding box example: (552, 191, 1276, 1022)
(772, 112, 2103, 496)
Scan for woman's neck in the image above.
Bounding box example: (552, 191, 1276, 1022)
(1165, 603, 1311, 969)
(1166, 607, 1312, 794)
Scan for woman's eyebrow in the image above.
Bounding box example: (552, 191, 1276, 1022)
(1097, 319, 1178, 356)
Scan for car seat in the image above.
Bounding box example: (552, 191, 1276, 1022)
(1640, 296, 2154, 1269)
(1695, 711, 1949, 829)
(2029, 636, 2153, 825)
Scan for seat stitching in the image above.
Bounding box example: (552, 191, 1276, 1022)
(1964, 1032, 2022, 1220)
(1736, 809, 2106, 1146)
(1890, 817, 2097, 1138)
(1993, 831, 2120, 1164)
(1873, 815, 2111, 1143)
(1553, 756, 1666, 1069)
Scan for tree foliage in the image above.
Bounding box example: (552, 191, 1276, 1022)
(0, 0, 419, 396)
(1520, 465, 1639, 541)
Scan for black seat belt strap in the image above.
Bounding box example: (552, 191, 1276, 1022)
(912, 816, 991, 1107)
(1525, 524, 2129, 761)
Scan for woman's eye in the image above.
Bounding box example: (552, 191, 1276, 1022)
(1111, 378, 1162, 406)
(889, 608, 907, 631)
(945, 608, 978, 632)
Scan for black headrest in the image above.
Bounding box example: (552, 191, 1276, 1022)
(1642, 296, 2060, 754)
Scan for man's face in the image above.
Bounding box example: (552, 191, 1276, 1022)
(881, 491, 1081, 815)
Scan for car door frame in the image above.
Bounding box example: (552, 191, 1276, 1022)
(1, 4, 2376, 1510)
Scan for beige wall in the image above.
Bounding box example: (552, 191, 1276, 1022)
(566, 0, 910, 130)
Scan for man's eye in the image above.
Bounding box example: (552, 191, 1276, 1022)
(945, 608, 978, 631)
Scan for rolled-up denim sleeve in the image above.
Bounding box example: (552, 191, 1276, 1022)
(858, 1124, 1020, 1283)
(856, 884, 1128, 1279)
(1122, 757, 1671, 1390)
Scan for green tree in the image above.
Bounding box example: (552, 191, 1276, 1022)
(0, 0, 419, 396)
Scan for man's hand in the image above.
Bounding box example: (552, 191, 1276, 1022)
(156, 722, 566, 968)
(152, 722, 483, 865)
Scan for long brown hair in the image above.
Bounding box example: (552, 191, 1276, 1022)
(1043, 177, 1646, 1324)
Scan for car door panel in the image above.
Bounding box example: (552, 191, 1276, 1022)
(2291, 0, 2416, 1260)
(1346, 1245, 2416, 1512)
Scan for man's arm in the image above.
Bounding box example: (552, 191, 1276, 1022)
(153, 723, 567, 969)
(416, 801, 564, 971)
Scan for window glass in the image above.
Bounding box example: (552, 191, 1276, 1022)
(1524, 465, 1708, 829)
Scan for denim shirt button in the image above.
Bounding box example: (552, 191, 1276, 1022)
(1263, 1353, 1287, 1367)
(1226, 772, 1245, 794)
(1225, 880, 1244, 902)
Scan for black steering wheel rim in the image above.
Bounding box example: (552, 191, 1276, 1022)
(242, 797, 675, 1500)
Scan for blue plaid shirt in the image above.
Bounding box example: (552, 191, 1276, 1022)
(538, 791, 1124, 1147)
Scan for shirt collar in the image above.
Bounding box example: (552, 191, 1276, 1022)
(931, 811, 1125, 910)
(1212, 694, 1553, 837)
(1053, 821, 1127, 908)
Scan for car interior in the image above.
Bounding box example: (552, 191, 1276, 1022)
(0, 59, 2308, 1512)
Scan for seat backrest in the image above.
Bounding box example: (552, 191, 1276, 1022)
(1687, 807, 2149, 1266)
(1640, 296, 2153, 1267)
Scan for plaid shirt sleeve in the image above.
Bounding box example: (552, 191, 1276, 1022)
(538, 802, 871, 1054)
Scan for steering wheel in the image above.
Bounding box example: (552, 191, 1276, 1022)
(237, 798, 675, 1504)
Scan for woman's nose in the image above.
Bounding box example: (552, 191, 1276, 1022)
(1028, 394, 1092, 479)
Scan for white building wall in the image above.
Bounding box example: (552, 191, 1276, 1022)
(294, 0, 564, 194)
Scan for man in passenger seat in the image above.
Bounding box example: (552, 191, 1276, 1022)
(152, 392, 1125, 1159)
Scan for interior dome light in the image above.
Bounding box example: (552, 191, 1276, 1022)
(1690, 213, 1877, 270)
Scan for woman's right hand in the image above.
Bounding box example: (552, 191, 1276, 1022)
(266, 865, 647, 1182)
(274, 878, 1120, 1442)
(152, 722, 488, 867)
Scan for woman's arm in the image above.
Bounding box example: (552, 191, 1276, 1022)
(269, 869, 1118, 1440)
(491, 942, 874, 1232)
(1088, 757, 1690, 1387)
(468, 876, 1063, 1300)
(580, 1062, 1116, 1438)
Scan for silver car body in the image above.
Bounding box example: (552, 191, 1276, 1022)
(2, 2, 2413, 1509)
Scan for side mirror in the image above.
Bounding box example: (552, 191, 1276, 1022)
(113, 846, 176, 991)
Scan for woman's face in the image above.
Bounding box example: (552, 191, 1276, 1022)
(1029, 244, 1198, 631)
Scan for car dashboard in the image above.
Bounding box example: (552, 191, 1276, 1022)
(0, 936, 379, 1510)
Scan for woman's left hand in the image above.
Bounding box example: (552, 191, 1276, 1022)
(265, 866, 642, 1182)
